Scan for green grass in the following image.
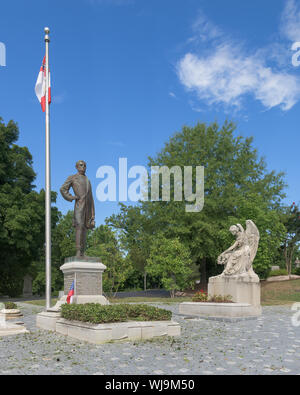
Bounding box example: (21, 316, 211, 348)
(108, 296, 193, 304)
(24, 299, 58, 307)
(23, 296, 192, 307)
(23, 280, 300, 308)
(261, 279, 300, 306)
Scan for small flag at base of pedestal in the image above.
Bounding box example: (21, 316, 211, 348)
(67, 281, 74, 304)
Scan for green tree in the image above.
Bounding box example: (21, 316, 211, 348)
(31, 210, 74, 295)
(146, 236, 193, 297)
(86, 225, 131, 295)
(52, 210, 76, 261)
(280, 203, 300, 275)
(107, 204, 153, 290)
(0, 118, 59, 296)
(109, 121, 286, 284)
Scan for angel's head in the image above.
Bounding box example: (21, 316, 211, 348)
(229, 225, 239, 236)
(229, 224, 244, 236)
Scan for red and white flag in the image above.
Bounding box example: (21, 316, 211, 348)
(67, 280, 75, 304)
(35, 56, 51, 112)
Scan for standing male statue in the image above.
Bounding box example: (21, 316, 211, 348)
(60, 160, 95, 258)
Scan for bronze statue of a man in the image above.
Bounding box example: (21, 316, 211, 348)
(60, 160, 95, 258)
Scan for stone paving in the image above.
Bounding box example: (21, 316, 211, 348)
(0, 302, 300, 375)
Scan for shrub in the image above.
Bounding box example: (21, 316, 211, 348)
(4, 302, 17, 310)
(60, 303, 172, 324)
(292, 268, 300, 276)
(192, 292, 233, 303)
(268, 269, 288, 277)
(192, 290, 208, 302)
(208, 294, 233, 303)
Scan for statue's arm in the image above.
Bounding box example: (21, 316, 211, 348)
(89, 181, 95, 227)
(224, 240, 238, 253)
(91, 182, 95, 219)
(60, 176, 76, 202)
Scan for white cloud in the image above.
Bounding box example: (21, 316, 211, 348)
(177, 10, 300, 111)
(190, 11, 223, 43)
(280, 0, 300, 42)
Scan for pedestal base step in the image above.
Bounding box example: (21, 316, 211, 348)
(0, 321, 29, 336)
(36, 311, 180, 344)
(0, 309, 23, 321)
(179, 302, 261, 321)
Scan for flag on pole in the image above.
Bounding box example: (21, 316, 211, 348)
(35, 56, 51, 112)
(67, 281, 75, 304)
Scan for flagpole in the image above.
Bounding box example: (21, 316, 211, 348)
(44, 27, 51, 311)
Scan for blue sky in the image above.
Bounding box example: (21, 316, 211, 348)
(0, 0, 299, 225)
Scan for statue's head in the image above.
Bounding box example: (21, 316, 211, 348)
(76, 160, 86, 175)
(229, 224, 244, 236)
(229, 225, 239, 236)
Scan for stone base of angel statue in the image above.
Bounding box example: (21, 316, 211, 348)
(208, 220, 262, 312)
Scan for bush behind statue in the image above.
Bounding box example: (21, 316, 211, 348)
(268, 269, 288, 277)
(192, 290, 233, 303)
(60, 303, 172, 324)
(4, 302, 18, 310)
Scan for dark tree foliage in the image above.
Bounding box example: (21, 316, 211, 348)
(0, 118, 59, 296)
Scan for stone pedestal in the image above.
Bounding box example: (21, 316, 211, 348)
(179, 302, 261, 320)
(0, 309, 23, 320)
(62, 257, 106, 296)
(52, 257, 109, 311)
(208, 274, 261, 308)
(36, 311, 61, 331)
(0, 321, 29, 336)
(179, 274, 262, 321)
(37, 257, 109, 329)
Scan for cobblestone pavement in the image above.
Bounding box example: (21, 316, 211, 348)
(0, 302, 300, 375)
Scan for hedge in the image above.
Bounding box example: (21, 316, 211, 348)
(60, 303, 172, 324)
(268, 269, 288, 277)
(4, 302, 17, 309)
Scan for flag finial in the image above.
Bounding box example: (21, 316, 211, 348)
(44, 27, 50, 42)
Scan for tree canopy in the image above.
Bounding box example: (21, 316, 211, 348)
(0, 117, 295, 296)
(108, 121, 287, 284)
(0, 118, 60, 295)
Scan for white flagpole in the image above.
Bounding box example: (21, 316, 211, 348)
(44, 27, 51, 311)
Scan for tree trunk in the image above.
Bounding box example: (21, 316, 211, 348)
(284, 243, 289, 275)
(285, 242, 296, 277)
(200, 257, 207, 290)
(144, 272, 147, 291)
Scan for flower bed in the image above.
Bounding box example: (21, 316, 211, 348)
(192, 290, 233, 303)
(60, 303, 172, 324)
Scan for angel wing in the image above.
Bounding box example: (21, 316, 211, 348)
(245, 220, 260, 269)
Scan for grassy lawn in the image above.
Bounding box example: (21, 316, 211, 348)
(23, 280, 300, 307)
(23, 299, 58, 307)
(261, 279, 300, 306)
(23, 296, 193, 307)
